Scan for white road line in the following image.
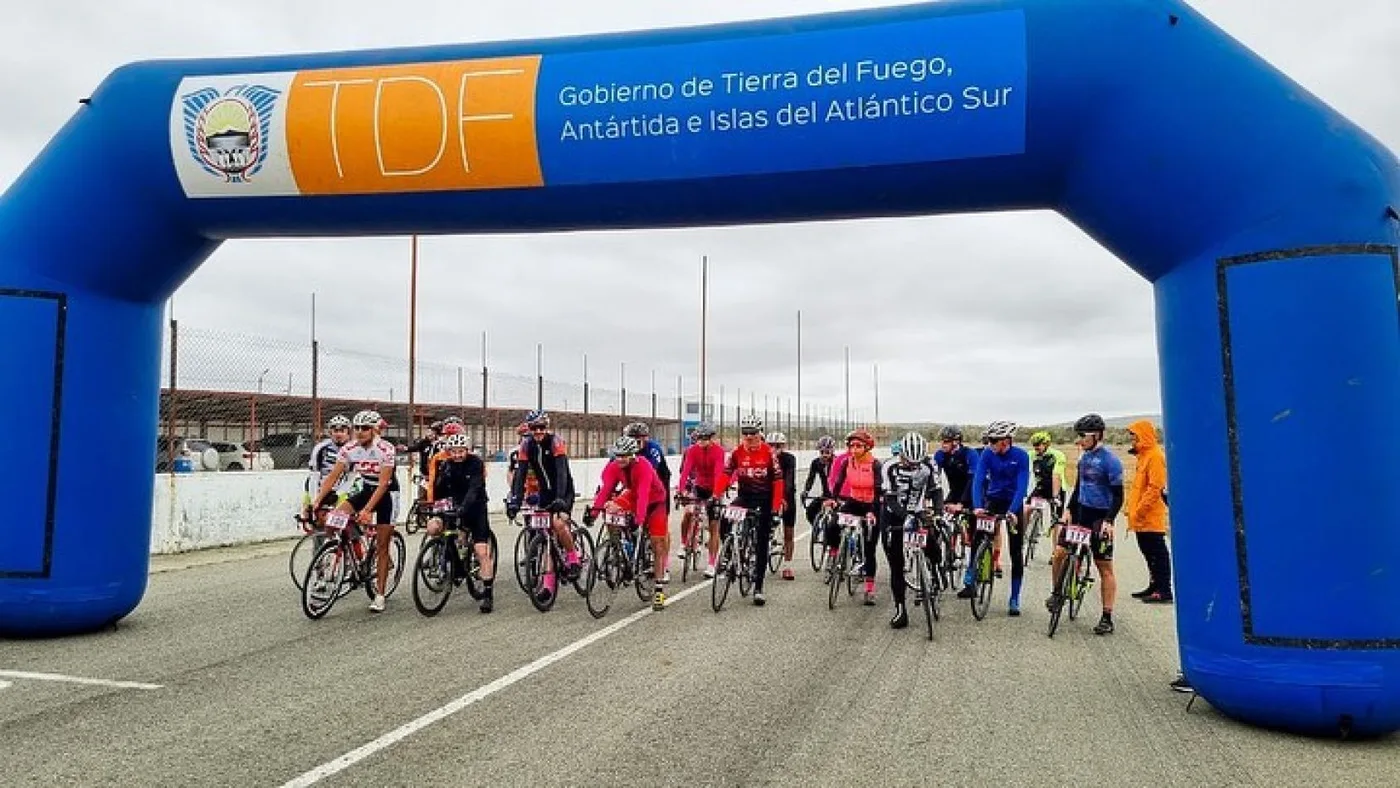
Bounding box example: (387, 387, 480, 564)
(281, 532, 812, 787)
(0, 670, 163, 691)
(0, 680, 11, 691)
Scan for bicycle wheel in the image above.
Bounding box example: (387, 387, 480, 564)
(524, 533, 558, 613)
(634, 534, 656, 602)
(1047, 553, 1075, 638)
(570, 526, 595, 597)
(403, 500, 422, 534)
(289, 532, 318, 591)
(737, 528, 755, 598)
(586, 540, 622, 619)
(809, 517, 826, 572)
(512, 527, 530, 593)
(767, 526, 783, 575)
(1025, 509, 1042, 564)
(711, 535, 736, 613)
(828, 538, 849, 611)
(412, 537, 455, 616)
(463, 531, 498, 601)
(915, 553, 935, 641)
(301, 540, 348, 620)
(1069, 553, 1092, 621)
(845, 531, 861, 598)
(970, 541, 995, 621)
(364, 530, 407, 600)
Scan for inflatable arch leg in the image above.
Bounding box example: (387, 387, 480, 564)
(1, 0, 1397, 737)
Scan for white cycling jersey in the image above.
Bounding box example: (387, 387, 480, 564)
(336, 438, 397, 489)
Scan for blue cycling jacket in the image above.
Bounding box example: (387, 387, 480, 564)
(972, 445, 1031, 514)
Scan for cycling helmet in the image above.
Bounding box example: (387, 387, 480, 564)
(443, 416, 464, 426)
(984, 420, 1018, 440)
(611, 435, 640, 456)
(739, 413, 764, 432)
(816, 435, 836, 452)
(442, 433, 470, 450)
(442, 422, 465, 436)
(525, 410, 550, 428)
(1030, 430, 1052, 445)
(692, 422, 717, 439)
(327, 415, 351, 430)
(938, 425, 963, 442)
(845, 429, 874, 448)
(624, 421, 650, 437)
(351, 410, 381, 428)
(766, 431, 788, 446)
(902, 432, 929, 463)
(1074, 413, 1106, 433)
(429, 420, 444, 433)
(891, 439, 903, 456)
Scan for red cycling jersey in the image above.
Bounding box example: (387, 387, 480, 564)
(714, 443, 785, 511)
(678, 442, 725, 492)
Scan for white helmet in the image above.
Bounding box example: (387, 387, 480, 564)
(351, 410, 381, 428)
(766, 431, 788, 446)
(611, 435, 640, 456)
(901, 431, 928, 463)
(442, 433, 470, 450)
(984, 420, 1018, 440)
(326, 415, 351, 429)
(739, 414, 763, 432)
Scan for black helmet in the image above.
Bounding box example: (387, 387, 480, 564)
(1074, 413, 1106, 433)
(430, 420, 444, 433)
(938, 425, 963, 442)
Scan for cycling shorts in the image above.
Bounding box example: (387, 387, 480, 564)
(347, 487, 395, 526)
(642, 501, 669, 539)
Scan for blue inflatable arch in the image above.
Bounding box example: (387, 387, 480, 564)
(2, 0, 1397, 735)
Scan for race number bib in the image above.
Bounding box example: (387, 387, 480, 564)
(1030, 497, 1046, 507)
(975, 516, 996, 533)
(723, 506, 749, 523)
(1064, 526, 1093, 546)
(432, 500, 453, 513)
(530, 512, 553, 529)
(837, 513, 863, 528)
(604, 512, 629, 527)
(327, 510, 350, 529)
(905, 529, 928, 549)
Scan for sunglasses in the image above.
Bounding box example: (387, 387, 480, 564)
(741, 430, 760, 436)
(530, 425, 548, 431)
(354, 425, 374, 431)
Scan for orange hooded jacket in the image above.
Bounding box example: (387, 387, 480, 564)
(1126, 420, 1168, 533)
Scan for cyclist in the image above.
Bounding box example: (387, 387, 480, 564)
(882, 431, 942, 628)
(311, 409, 398, 613)
(712, 414, 786, 606)
(676, 421, 725, 578)
(587, 435, 670, 610)
(767, 431, 799, 581)
(626, 421, 673, 575)
(1051, 413, 1125, 634)
(958, 420, 1031, 616)
(802, 435, 837, 526)
(407, 420, 444, 488)
(506, 410, 581, 603)
(425, 432, 495, 613)
(1028, 430, 1068, 560)
(823, 428, 883, 605)
(934, 426, 978, 561)
(306, 415, 352, 509)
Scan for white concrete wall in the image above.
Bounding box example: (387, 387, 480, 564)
(150, 450, 834, 554)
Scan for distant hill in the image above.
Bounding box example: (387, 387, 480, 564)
(1044, 413, 1162, 429)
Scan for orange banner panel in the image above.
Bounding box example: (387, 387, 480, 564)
(286, 55, 543, 195)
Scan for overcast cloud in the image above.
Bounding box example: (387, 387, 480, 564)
(2, 1, 1396, 425)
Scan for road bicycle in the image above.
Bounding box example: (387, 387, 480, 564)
(411, 501, 499, 616)
(711, 504, 760, 613)
(1046, 523, 1099, 638)
(900, 513, 938, 640)
(968, 513, 1011, 621)
(514, 505, 595, 613)
(299, 509, 406, 620)
(585, 508, 658, 618)
(826, 511, 873, 611)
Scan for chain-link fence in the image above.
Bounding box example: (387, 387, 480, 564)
(155, 321, 860, 473)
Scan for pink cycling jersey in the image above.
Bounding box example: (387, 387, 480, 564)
(678, 442, 725, 492)
(336, 438, 397, 488)
(592, 458, 666, 522)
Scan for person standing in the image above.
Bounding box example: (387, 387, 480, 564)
(1126, 420, 1172, 603)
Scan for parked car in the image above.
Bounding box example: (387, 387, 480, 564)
(155, 437, 219, 473)
(207, 440, 274, 471)
(255, 432, 315, 470)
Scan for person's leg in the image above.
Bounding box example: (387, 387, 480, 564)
(882, 524, 908, 627)
(1133, 531, 1157, 596)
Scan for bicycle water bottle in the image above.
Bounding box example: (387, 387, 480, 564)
(352, 538, 366, 562)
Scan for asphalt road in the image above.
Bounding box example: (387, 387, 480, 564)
(3, 504, 1396, 787)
